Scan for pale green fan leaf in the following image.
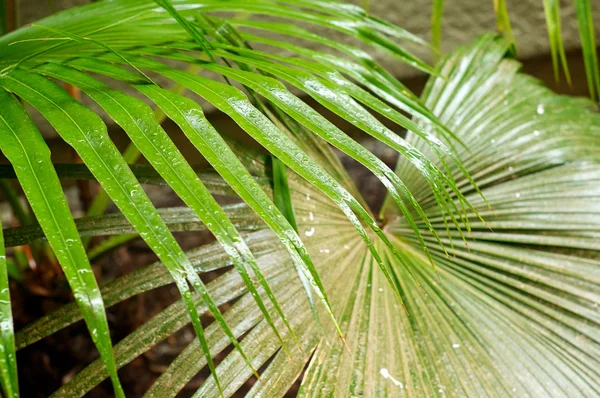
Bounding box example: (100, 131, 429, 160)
(378, 34, 600, 396)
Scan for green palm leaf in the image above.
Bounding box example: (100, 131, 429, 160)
(36, 60, 296, 358)
(574, 0, 600, 100)
(0, 222, 18, 398)
(0, 1, 598, 397)
(493, 0, 516, 53)
(542, 0, 571, 84)
(431, 0, 444, 58)
(0, 88, 124, 397)
(0, 1, 454, 394)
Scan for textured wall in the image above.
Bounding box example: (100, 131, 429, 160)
(366, 0, 599, 78)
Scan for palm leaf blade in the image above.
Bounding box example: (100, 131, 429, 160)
(0, 69, 241, 391)
(0, 88, 124, 397)
(378, 34, 600, 396)
(574, 0, 600, 101)
(0, 0, 598, 395)
(35, 61, 293, 362)
(0, 220, 18, 398)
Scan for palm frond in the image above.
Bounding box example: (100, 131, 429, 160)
(0, 221, 18, 398)
(493, 0, 516, 54)
(1, 1, 599, 396)
(12, 32, 598, 397)
(0, 88, 125, 397)
(431, 0, 444, 59)
(381, 34, 600, 395)
(0, 1, 472, 394)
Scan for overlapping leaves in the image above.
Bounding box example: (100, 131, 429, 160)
(42, 34, 600, 396)
(381, 34, 600, 396)
(0, 1, 598, 397)
(0, 0, 476, 395)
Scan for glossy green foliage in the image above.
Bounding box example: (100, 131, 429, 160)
(0, 222, 17, 398)
(0, 1, 598, 397)
(0, 88, 124, 397)
(381, 34, 600, 396)
(0, 0, 464, 395)
(574, 0, 600, 100)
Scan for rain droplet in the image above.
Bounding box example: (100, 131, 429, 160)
(380, 368, 403, 388)
(304, 227, 315, 237)
(533, 130, 540, 136)
(305, 193, 311, 201)
(537, 104, 545, 114)
(309, 212, 314, 221)
(515, 192, 521, 198)
(452, 343, 460, 348)
(490, 139, 496, 144)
